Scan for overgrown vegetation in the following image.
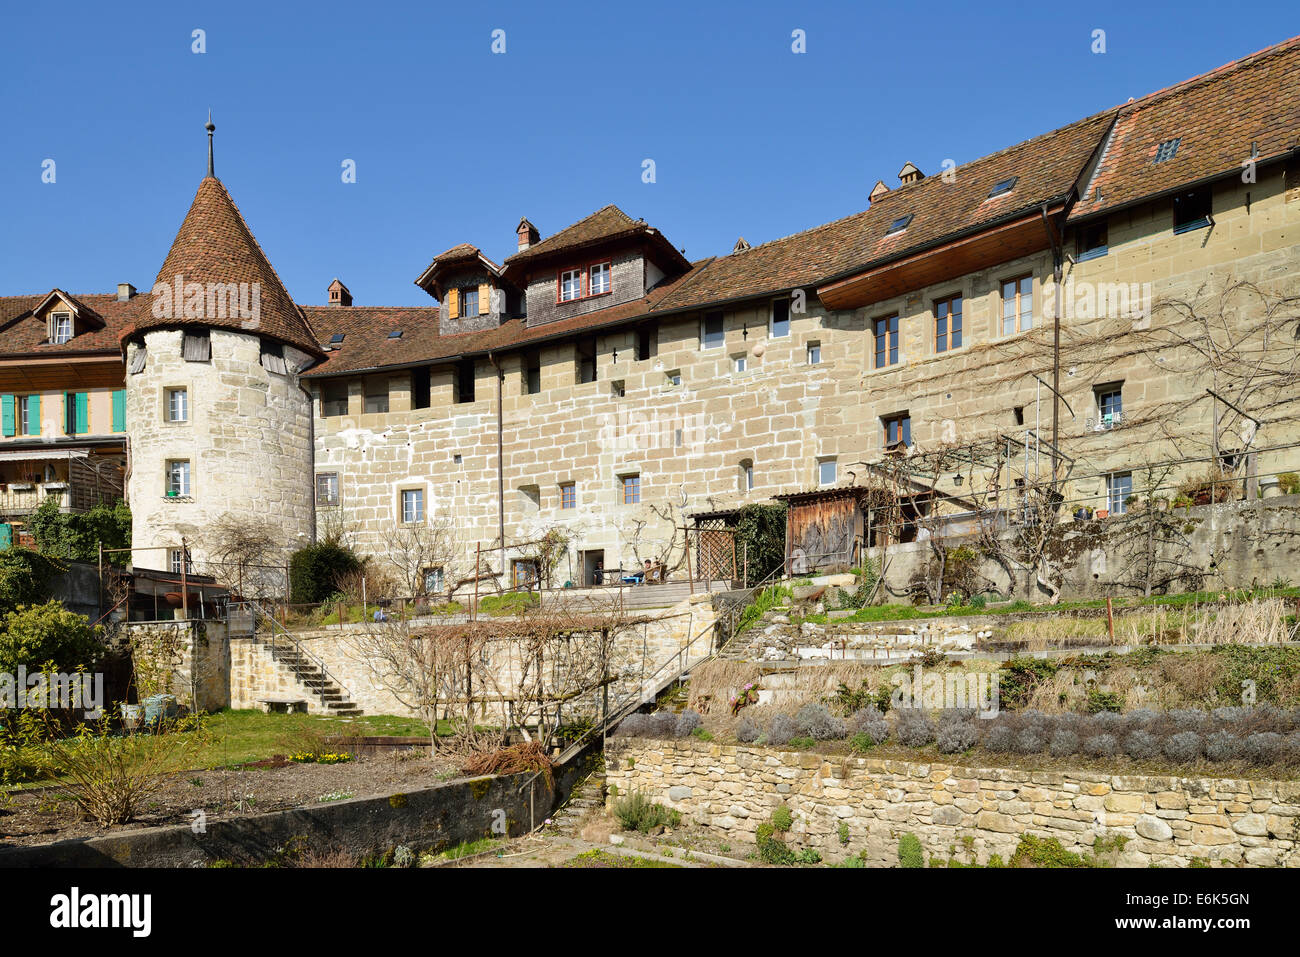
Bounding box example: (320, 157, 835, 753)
(288, 542, 363, 604)
(28, 499, 131, 566)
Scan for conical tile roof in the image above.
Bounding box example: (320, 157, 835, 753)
(128, 177, 322, 356)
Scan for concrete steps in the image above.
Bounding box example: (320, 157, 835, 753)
(265, 640, 364, 716)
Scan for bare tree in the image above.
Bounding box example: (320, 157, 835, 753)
(202, 512, 283, 599)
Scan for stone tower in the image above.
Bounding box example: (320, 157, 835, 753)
(122, 121, 322, 576)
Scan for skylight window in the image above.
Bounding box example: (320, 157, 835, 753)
(329, 333, 344, 344)
(388, 330, 403, 339)
(1154, 138, 1182, 163)
(988, 177, 1017, 198)
(885, 214, 913, 235)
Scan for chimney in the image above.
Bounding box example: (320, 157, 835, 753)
(868, 180, 891, 204)
(116, 283, 136, 301)
(898, 162, 925, 186)
(327, 278, 352, 307)
(517, 217, 539, 252)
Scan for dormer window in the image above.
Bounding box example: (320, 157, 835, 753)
(50, 312, 72, 344)
(886, 214, 913, 236)
(560, 269, 583, 302)
(558, 262, 612, 303)
(461, 287, 480, 317)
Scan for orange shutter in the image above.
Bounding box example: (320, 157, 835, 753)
(479, 283, 492, 315)
(446, 288, 459, 320)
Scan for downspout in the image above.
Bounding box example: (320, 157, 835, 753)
(299, 378, 318, 545)
(489, 352, 505, 586)
(1040, 204, 1064, 487)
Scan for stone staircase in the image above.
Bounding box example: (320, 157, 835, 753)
(264, 638, 363, 715)
(547, 760, 607, 837)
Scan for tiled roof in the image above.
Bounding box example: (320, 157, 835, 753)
(1070, 35, 1300, 220)
(503, 205, 645, 266)
(300, 263, 707, 378)
(0, 293, 136, 359)
(127, 177, 323, 356)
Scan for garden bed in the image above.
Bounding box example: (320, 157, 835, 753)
(0, 749, 462, 848)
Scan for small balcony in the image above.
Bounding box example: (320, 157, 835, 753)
(0, 449, 124, 519)
(1086, 410, 1125, 432)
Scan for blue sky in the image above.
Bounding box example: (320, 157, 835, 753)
(0, 1, 1293, 307)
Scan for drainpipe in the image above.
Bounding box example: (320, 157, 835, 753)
(489, 353, 505, 585)
(1040, 204, 1064, 487)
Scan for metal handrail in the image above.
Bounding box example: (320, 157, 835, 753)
(234, 600, 355, 706)
(515, 608, 725, 796)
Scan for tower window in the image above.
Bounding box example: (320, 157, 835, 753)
(316, 472, 339, 506)
(401, 488, 425, 524)
(166, 388, 188, 423)
(166, 459, 190, 497)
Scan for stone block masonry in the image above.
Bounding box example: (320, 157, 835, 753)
(605, 738, 1300, 867)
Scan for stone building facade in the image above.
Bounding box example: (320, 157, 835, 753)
(4, 38, 1298, 601)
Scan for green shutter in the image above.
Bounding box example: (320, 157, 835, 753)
(0, 395, 13, 437)
(26, 395, 40, 436)
(111, 389, 126, 432)
(75, 392, 88, 435)
(0, 524, 12, 551)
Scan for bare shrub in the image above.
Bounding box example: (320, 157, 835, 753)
(894, 709, 936, 747)
(46, 718, 204, 827)
(1124, 730, 1161, 760)
(767, 713, 797, 746)
(936, 711, 978, 753)
(674, 710, 702, 738)
(614, 714, 649, 737)
(647, 712, 678, 738)
(1204, 731, 1242, 762)
(983, 723, 1015, 753)
(1244, 731, 1284, 764)
(1082, 734, 1119, 758)
(848, 706, 890, 745)
(736, 716, 761, 743)
(1012, 727, 1045, 754)
(1048, 728, 1080, 756)
(795, 702, 847, 740)
(1163, 731, 1203, 763)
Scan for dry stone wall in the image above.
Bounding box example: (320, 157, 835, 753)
(606, 738, 1300, 867)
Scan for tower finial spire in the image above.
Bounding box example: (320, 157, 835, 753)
(205, 110, 215, 178)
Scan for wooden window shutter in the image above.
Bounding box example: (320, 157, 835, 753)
(479, 283, 491, 315)
(447, 288, 459, 320)
(27, 395, 40, 436)
(0, 395, 14, 437)
(112, 389, 126, 432)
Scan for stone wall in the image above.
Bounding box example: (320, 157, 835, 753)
(125, 620, 229, 713)
(226, 593, 716, 720)
(606, 738, 1300, 867)
(869, 496, 1300, 602)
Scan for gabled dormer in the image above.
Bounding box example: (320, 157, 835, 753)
(500, 205, 692, 328)
(29, 289, 106, 345)
(414, 244, 518, 336)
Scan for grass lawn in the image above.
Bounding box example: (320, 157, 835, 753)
(184, 709, 439, 769)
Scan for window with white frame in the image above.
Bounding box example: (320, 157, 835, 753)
(51, 313, 72, 344)
(401, 488, 424, 524)
(166, 460, 190, 497)
(166, 387, 188, 422)
(315, 472, 339, 506)
(560, 269, 583, 302)
(589, 261, 611, 296)
(807, 341, 821, 364)
(1107, 472, 1133, 515)
(818, 458, 837, 486)
(740, 459, 754, 492)
(169, 548, 193, 575)
(1001, 276, 1033, 335)
(732, 354, 747, 373)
